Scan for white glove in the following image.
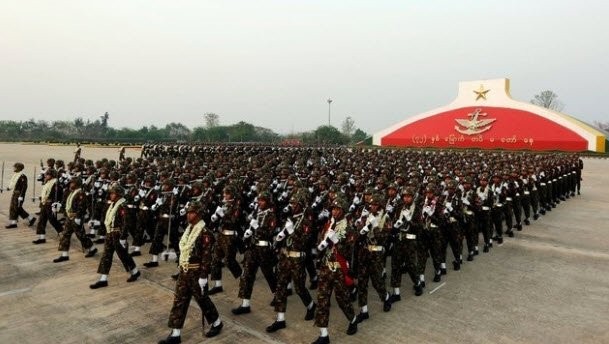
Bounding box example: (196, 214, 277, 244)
(308, 187, 314, 193)
(172, 187, 179, 195)
(88, 220, 95, 230)
(360, 208, 370, 218)
(75, 218, 82, 225)
(423, 205, 432, 216)
(360, 225, 370, 235)
(215, 206, 225, 218)
(18, 196, 24, 202)
(280, 191, 288, 199)
(317, 240, 328, 251)
(367, 215, 379, 227)
(349, 204, 356, 212)
(51, 202, 62, 213)
(327, 229, 338, 244)
(243, 229, 253, 239)
(138, 189, 146, 197)
(179, 208, 186, 216)
(318, 209, 329, 220)
(445, 202, 453, 212)
(249, 219, 259, 230)
(250, 185, 257, 192)
(349, 177, 356, 185)
(97, 189, 104, 196)
(154, 185, 160, 191)
(462, 198, 470, 206)
(275, 230, 286, 242)
(394, 218, 404, 228)
(353, 195, 361, 205)
(211, 214, 219, 222)
(314, 196, 322, 204)
(198, 278, 208, 291)
(133, 195, 141, 202)
(285, 219, 295, 234)
(101, 184, 108, 191)
(94, 181, 101, 188)
(386, 204, 394, 213)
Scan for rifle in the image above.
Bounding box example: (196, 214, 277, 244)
(31, 166, 37, 202)
(0, 160, 4, 193)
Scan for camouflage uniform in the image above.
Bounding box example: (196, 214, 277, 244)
(97, 197, 137, 275)
(8, 170, 30, 222)
(36, 176, 63, 235)
(390, 193, 423, 292)
(59, 187, 94, 252)
(167, 220, 219, 330)
(211, 198, 243, 281)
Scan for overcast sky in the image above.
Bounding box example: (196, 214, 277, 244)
(2, 0, 608, 135)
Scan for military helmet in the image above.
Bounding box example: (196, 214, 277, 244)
(45, 168, 58, 178)
(108, 185, 124, 195)
(370, 193, 384, 205)
(186, 201, 203, 214)
(401, 186, 416, 196)
(258, 191, 271, 201)
(331, 197, 348, 211)
(425, 183, 437, 194)
(289, 194, 304, 205)
(13, 162, 25, 171)
(446, 180, 457, 189)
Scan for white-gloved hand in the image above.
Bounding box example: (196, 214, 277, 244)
(360, 208, 370, 218)
(327, 229, 338, 244)
(353, 195, 361, 205)
(249, 219, 259, 230)
(386, 204, 394, 213)
(75, 218, 82, 225)
(179, 208, 186, 216)
(285, 219, 295, 234)
(215, 206, 225, 218)
(243, 229, 253, 239)
(138, 189, 146, 197)
(445, 202, 453, 212)
(18, 196, 24, 202)
(198, 278, 208, 292)
(94, 181, 101, 189)
(101, 183, 108, 191)
(275, 230, 286, 242)
(172, 187, 179, 195)
(423, 205, 433, 216)
(367, 215, 379, 227)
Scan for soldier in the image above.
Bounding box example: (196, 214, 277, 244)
(33, 169, 63, 244)
(131, 175, 158, 257)
(144, 179, 179, 267)
(490, 172, 507, 244)
(5, 162, 36, 228)
(158, 202, 223, 344)
(53, 178, 98, 262)
(355, 193, 392, 321)
(208, 185, 243, 294)
(442, 179, 464, 271)
(390, 186, 424, 300)
(232, 192, 278, 315)
(90, 185, 141, 289)
(266, 195, 317, 333)
(460, 177, 479, 260)
(418, 183, 446, 283)
(311, 197, 358, 344)
(476, 174, 494, 252)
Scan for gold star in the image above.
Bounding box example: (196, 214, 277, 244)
(473, 85, 490, 101)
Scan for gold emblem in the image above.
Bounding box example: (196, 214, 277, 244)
(473, 85, 490, 101)
(454, 108, 496, 135)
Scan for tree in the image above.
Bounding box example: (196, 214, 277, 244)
(351, 128, 369, 143)
(341, 116, 356, 138)
(531, 90, 564, 112)
(204, 112, 219, 128)
(100, 112, 109, 129)
(311, 125, 348, 145)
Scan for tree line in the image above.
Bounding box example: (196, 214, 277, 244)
(0, 112, 369, 145)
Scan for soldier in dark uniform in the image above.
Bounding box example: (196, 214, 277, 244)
(232, 191, 278, 315)
(355, 193, 393, 321)
(418, 183, 446, 283)
(33, 169, 63, 243)
(490, 172, 507, 244)
(390, 186, 424, 300)
(158, 202, 223, 344)
(460, 177, 479, 260)
(5, 162, 36, 228)
(53, 178, 97, 262)
(131, 175, 158, 256)
(145, 179, 179, 267)
(311, 198, 358, 344)
(441, 179, 464, 271)
(90, 185, 141, 289)
(266, 195, 316, 333)
(208, 185, 243, 294)
(476, 174, 494, 252)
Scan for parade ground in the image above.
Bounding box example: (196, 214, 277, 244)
(0, 144, 608, 344)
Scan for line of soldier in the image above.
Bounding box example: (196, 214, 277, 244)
(7, 145, 584, 344)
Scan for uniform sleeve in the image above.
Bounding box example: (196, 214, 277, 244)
(199, 232, 214, 278)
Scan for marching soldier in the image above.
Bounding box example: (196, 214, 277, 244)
(232, 191, 278, 315)
(131, 175, 158, 257)
(266, 195, 317, 333)
(418, 183, 446, 283)
(476, 174, 494, 252)
(208, 185, 244, 294)
(90, 185, 141, 289)
(460, 177, 479, 260)
(33, 169, 63, 244)
(5, 162, 36, 229)
(490, 172, 507, 244)
(312, 198, 358, 344)
(442, 179, 464, 271)
(158, 202, 223, 344)
(390, 186, 424, 300)
(53, 178, 98, 262)
(355, 193, 393, 322)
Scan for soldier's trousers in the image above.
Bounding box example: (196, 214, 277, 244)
(9, 193, 29, 221)
(417, 227, 444, 273)
(123, 210, 137, 241)
(512, 197, 522, 226)
(211, 233, 242, 280)
(167, 270, 219, 329)
(476, 209, 492, 245)
(97, 231, 137, 275)
(150, 218, 179, 255)
(462, 214, 478, 253)
(491, 206, 504, 238)
(314, 265, 355, 328)
(36, 204, 62, 235)
(530, 190, 540, 215)
(274, 254, 313, 313)
(521, 193, 531, 220)
(391, 236, 419, 288)
(134, 211, 153, 247)
(238, 246, 277, 300)
(503, 202, 514, 231)
(58, 219, 93, 252)
(357, 249, 388, 307)
(442, 221, 463, 262)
